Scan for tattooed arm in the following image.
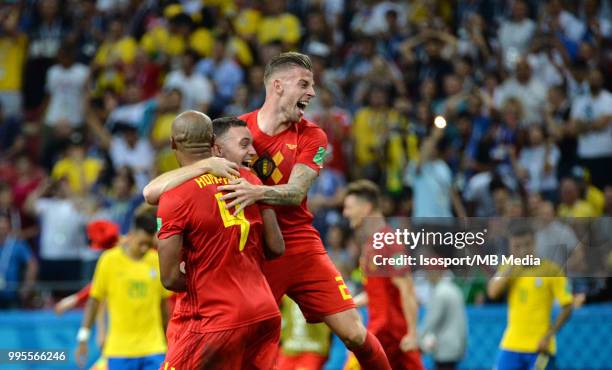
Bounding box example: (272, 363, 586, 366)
(260, 164, 318, 205)
(218, 164, 318, 214)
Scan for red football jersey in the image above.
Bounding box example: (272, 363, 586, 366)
(363, 225, 411, 341)
(239, 110, 328, 255)
(157, 167, 280, 332)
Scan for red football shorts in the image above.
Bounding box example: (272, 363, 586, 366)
(263, 251, 356, 323)
(276, 351, 327, 370)
(161, 316, 280, 370)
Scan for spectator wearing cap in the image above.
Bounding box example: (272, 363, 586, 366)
(51, 134, 102, 195)
(0, 211, 37, 309)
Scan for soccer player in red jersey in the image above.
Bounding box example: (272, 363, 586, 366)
(144, 53, 391, 369)
(156, 112, 285, 370)
(343, 180, 425, 370)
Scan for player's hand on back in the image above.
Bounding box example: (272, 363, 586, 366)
(200, 157, 240, 179)
(219, 178, 265, 215)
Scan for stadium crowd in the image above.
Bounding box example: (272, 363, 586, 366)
(0, 0, 610, 316)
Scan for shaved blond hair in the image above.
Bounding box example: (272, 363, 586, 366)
(171, 110, 214, 155)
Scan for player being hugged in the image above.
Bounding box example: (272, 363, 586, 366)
(144, 53, 392, 369)
(156, 112, 284, 370)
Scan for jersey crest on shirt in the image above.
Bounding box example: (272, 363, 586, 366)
(252, 151, 285, 183)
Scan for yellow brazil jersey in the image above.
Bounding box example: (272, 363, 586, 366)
(257, 13, 301, 45)
(51, 158, 102, 194)
(90, 247, 171, 358)
(557, 200, 597, 218)
(0, 34, 27, 91)
(93, 37, 138, 66)
(233, 8, 261, 39)
(500, 261, 573, 354)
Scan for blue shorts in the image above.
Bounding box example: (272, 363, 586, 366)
(496, 350, 556, 370)
(107, 353, 165, 370)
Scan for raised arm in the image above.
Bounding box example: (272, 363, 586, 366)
(261, 208, 285, 259)
(143, 157, 240, 205)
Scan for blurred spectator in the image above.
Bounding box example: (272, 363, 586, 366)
(87, 111, 153, 191)
(257, 0, 301, 48)
(123, 49, 163, 100)
(497, 0, 535, 69)
(42, 43, 90, 166)
(0, 4, 27, 118)
(196, 38, 244, 113)
(515, 125, 560, 200)
(91, 18, 136, 68)
(535, 201, 580, 267)
(352, 86, 404, 181)
(164, 50, 213, 112)
(70, 0, 105, 65)
(493, 58, 547, 126)
(21, 0, 71, 112)
(0, 211, 37, 309)
(569, 69, 612, 189)
(245, 65, 266, 111)
(0, 102, 23, 157)
(420, 268, 467, 370)
(0, 183, 20, 232)
(150, 88, 181, 174)
(544, 85, 577, 179)
(223, 85, 249, 117)
(25, 178, 90, 299)
(308, 154, 346, 239)
(308, 87, 351, 174)
(557, 177, 597, 217)
(543, 0, 587, 44)
(95, 166, 143, 235)
(405, 127, 466, 218)
(50, 134, 102, 195)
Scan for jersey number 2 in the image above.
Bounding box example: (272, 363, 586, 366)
(215, 193, 250, 251)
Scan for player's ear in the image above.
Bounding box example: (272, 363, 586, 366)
(273, 78, 283, 95)
(170, 136, 177, 150)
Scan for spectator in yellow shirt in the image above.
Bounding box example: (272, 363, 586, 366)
(0, 4, 27, 118)
(257, 0, 301, 48)
(51, 135, 103, 195)
(140, 13, 214, 60)
(93, 19, 137, 67)
(557, 177, 598, 217)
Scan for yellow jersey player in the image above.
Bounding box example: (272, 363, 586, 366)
(488, 222, 573, 370)
(76, 210, 171, 370)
